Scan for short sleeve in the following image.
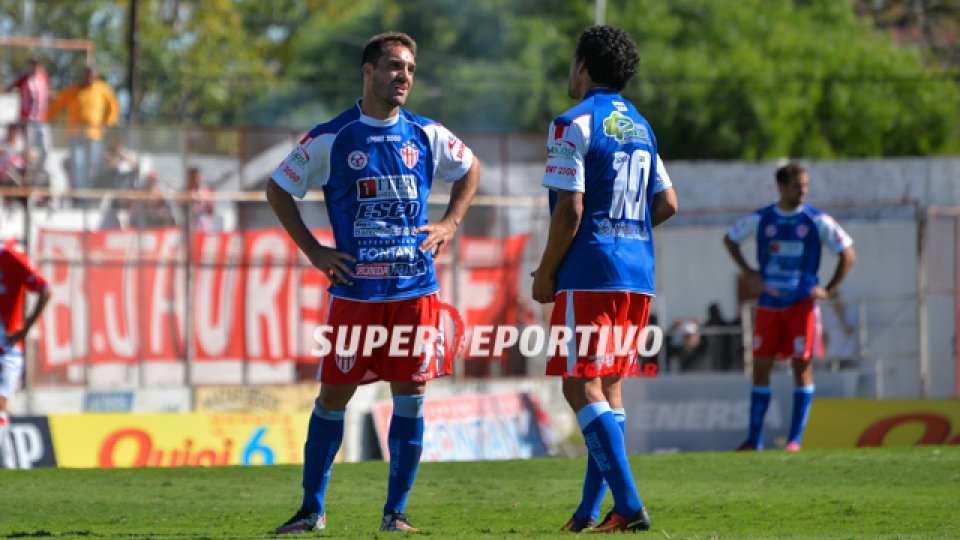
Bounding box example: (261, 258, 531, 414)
(542, 115, 591, 193)
(727, 213, 761, 243)
(654, 154, 672, 193)
(422, 124, 474, 183)
(8, 249, 47, 292)
(269, 132, 334, 198)
(816, 214, 854, 253)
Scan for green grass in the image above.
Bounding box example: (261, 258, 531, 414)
(1, 447, 958, 538)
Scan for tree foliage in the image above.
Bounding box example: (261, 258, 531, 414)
(0, 0, 957, 158)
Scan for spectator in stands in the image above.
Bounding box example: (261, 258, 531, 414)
(703, 302, 743, 371)
(185, 167, 218, 232)
(47, 66, 120, 194)
(667, 318, 712, 372)
(4, 58, 49, 178)
(0, 124, 25, 187)
(0, 239, 51, 468)
(103, 137, 140, 190)
(131, 171, 176, 228)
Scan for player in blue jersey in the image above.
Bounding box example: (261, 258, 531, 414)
(532, 25, 678, 533)
(267, 32, 479, 534)
(724, 163, 855, 452)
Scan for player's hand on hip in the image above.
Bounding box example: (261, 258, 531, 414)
(531, 268, 556, 304)
(809, 286, 830, 299)
(7, 330, 27, 344)
(306, 246, 356, 286)
(416, 220, 456, 258)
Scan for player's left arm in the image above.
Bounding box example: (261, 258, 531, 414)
(812, 246, 856, 299)
(8, 287, 51, 345)
(6, 253, 51, 344)
(811, 215, 856, 299)
(417, 157, 479, 257)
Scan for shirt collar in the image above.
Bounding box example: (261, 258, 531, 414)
(355, 99, 400, 127)
(583, 87, 619, 100)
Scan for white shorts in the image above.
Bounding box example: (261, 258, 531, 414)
(0, 349, 24, 399)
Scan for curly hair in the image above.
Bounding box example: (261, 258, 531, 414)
(361, 32, 417, 67)
(575, 25, 639, 91)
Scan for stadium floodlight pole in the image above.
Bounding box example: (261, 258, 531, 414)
(595, 0, 606, 25)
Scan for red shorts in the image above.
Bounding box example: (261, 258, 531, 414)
(545, 291, 652, 378)
(753, 298, 823, 361)
(317, 294, 450, 385)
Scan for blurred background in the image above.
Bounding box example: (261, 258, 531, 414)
(1, 0, 959, 469)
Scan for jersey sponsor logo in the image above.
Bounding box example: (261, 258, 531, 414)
(358, 245, 418, 263)
(348, 150, 368, 170)
(290, 149, 309, 167)
(547, 141, 576, 159)
(353, 220, 416, 238)
(602, 111, 651, 145)
(356, 175, 418, 201)
(769, 240, 803, 256)
(356, 264, 391, 277)
(556, 166, 577, 177)
(597, 218, 649, 240)
(356, 201, 421, 220)
(612, 100, 628, 112)
(355, 260, 428, 279)
(400, 140, 419, 169)
(281, 164, 301, 183)
(366, 134, 402, 144)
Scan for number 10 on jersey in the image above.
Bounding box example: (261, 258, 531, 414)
(609, 149, 651, 221)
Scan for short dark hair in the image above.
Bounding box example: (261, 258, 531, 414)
(775, 162, 806, 186)
(361, 32, 417, 67)
(575, 25, 640, 91)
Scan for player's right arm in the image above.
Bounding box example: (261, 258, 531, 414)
(267, 131, 355, 285)
(723, 212, 762, 286)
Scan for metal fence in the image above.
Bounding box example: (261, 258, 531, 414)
(1, 124, 955, 398)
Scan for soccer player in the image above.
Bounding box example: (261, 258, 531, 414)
(267, 32, 478, 534)
(724, 163, 855, 451)
(0, 239, 51, 465)
(532, 25, 678, 533)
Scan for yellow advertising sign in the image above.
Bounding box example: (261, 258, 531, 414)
(48, 413, 310, 468)
(804, 400, 960, 448)
(194, 385, 318, 413)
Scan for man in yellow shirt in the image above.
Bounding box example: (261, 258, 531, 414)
(48, 66, 120, 194)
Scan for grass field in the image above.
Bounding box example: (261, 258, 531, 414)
(1, 447, 958, 539)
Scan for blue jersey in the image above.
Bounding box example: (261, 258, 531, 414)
(727, 203, 853, 309)
(271, 101, 474, 301)
(541, 88, 671, 295)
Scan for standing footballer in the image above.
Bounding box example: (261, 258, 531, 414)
(532, 25, 678, 533)
(724, 162, 855, 451)
(267, 32, 478, 534)
(0, 239, 51, 466)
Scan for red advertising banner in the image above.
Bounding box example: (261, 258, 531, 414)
(36, 229, 528, 371)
